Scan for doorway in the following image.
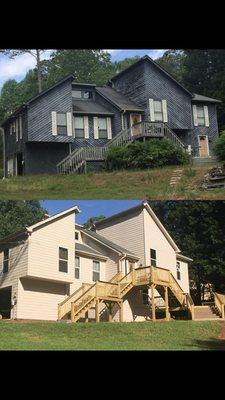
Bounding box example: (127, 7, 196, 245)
(16, 153, 24, 176)
(198, 135, 209, 157)
(130, 114, 142, 136)
(0, 286, 12, 319)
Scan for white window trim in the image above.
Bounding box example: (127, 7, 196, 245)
(204, 106, 210, 127)
(149, 99, 167, 122)
(75, 256, 80, 279)
(92, 260, 100, 281)
(84, 116, 89, 139)
(52, 111, 57, 135)
(15, 118, 19, 142)
(66, 112, 72, 136)
(19, 116, 23, 139)
(197, 135, 210, 157)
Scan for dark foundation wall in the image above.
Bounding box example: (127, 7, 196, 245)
(24, 143, 70, 175)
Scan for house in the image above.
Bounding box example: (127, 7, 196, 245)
(1, 55, 221, 177)
(1, 201, 223, 322)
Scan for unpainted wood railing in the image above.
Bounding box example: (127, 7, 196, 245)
(214, 292, 225, 318)
(57, 121, 186, 174)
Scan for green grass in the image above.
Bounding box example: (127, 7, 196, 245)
(0, 320, 224, 350)
(0, 165, 224, 200)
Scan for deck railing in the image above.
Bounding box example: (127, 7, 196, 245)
(214, 292, 225, 318)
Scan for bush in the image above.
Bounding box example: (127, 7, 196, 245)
(105, 139, 189, 170)
(0, 169, 3, 179)
(214, 131, 225, 161)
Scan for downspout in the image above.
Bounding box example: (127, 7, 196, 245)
(0, 127, 5, 178)
(119, 253, 127, 274)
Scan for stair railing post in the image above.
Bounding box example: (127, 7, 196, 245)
(164, 286, 170, 321)
(71, 302, 75, 323)
(118, 282, 121, 299)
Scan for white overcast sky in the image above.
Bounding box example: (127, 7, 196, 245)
(0, 49, 166, 92)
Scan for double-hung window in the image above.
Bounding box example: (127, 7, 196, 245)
(150, 249, 157, 267)
(3, 249, 9, 273)
(59, 247, 68, 273)
(75, 256, 80, 279)
(93, 260, 100, 281)
(74, 116, 85, 138)
(154, 101, 163, 122)
(196, 106, 205, 126)
(98, 118, 108, 139)
(57, 113, 67, 135)
(176, 262, 181, 280)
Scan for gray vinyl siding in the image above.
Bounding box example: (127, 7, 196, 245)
(192, 102, 219, 154)
(95, 92, 122, 135)
(27, 80, 73, 142)
(112, 59, 193, 130)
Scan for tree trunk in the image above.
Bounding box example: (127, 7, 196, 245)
(36, 49, 42, 93)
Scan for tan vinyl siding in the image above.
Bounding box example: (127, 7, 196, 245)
(28, 214, 75, 283)
(0, 241, 29, 318)
(95, 208, 145, 266)
(176, 260, 190, 293)
(17, 278, 67, 320)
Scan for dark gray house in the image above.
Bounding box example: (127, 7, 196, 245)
(1, 55, 221, 177)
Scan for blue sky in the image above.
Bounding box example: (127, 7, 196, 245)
(41, 200, 141, 225)
(0, 49, 166, 91)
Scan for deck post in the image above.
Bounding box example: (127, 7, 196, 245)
(151, 284, 156, 321)
(119, 301, 123, 322)
(164, 286, 170, 321)
(71, 302, 75, 323)
(95, 299, 100, 323)
(85, 311, 88, 322)
(108, 303, 113, 322)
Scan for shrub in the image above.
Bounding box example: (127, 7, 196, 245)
(213, 131, 225, 161)
(105, 139, 189, 170)
(0, 169, 3, 179)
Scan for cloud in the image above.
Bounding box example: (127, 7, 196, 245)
(149, 49, 166, 60)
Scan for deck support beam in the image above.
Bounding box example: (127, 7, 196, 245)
(108, 303, 113, 322)
(119, 301, 123, 322)
(164, 286, 170, 321)
(85, 311, 88, 323)
(151, 284, 156, 322)
(71, 302, 75, 323)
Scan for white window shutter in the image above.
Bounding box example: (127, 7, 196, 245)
(52, 111, 57, 135)
(94, 117, 99, 139)
(15, 118, 19, 142)
(107, 117, 112, 139)
(162, 100, 168, 123)
(149, 99, 155, 122)
(193, 105, 198, 126)
(19, 116, 23, 139)
(10, 123, 12, 135)
(204, 106, 209, 127)
(84, 116, 89, 139)
(66, 112, 72, 136)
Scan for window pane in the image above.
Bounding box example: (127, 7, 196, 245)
(59, 260, 68, 273)
(98, 118, 107, 130)
(198, 117, 205, 126)
(57, 126, 68, 135)
(57, 113, 67, 126)
(59, 247, 68, 260)
(197, 107, 204, 117)
(93, 261, 100, 272)
(98, 130, 108, 139)
(75, 117, 84, 129)
(75, 232, 79, 240)
(83, 91, 92, 99)
(150, 249, 156, 260)
(151, 259, 157, 267)
(75, 129, 85, 138)
(75, 257, 80, 269)
(72, 90, 82, 98)
(3, 260, 9, 273)
(154, 112, 163, 121)
(4, 249, 9, 260)
(154, 101, 162, 112)
(75, 268, 80, 279)
(93, 271, 100, 282)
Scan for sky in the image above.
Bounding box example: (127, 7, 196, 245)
(0, 49, 166, 91)
(41, 200, 141, 225)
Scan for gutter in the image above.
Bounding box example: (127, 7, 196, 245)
(0, 127, 5, 178)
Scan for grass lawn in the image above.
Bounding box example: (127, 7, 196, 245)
(0, 165, 224, 200)
(0, 320, 224, 350)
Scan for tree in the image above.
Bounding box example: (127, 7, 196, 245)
(213, 131, 225, 161)
(0, 79, 21, 124)
(112, 56, 141, 75)
(149, 201, 225, 301)
(83, 215, 106, 230)
(156, 50, 185, 82)
(0, 201, 48, 239)
(0, 49, 49, 93)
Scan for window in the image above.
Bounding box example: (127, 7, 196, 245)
(57, 113, 67, 135)
(83, 91, 92, 99)
(98, 118, 107, 139)
(196, 106, 205, 126)
(3, 249, 9, 273)
(142, 288, 149, 305)
(75, 232, 79, 240)
(75, 256, 80, 279)
(93, 260, 100, 281)
(150, 249, 157, 267)
(59, 247, 68, 273)
(74, 117, 84, 138)
(72, 90, 82, 99)
(154, 101, 163, 122)
(176, 262, 181, 280)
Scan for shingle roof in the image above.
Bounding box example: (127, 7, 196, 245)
(80, 228, 138, 259)
(76, 242, 106, 258)
(192, 93, 221, 103)
(96, 86, 144, 112)
(73, 99, 114, 115)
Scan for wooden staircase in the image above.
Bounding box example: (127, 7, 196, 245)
(56, 122, 186, 175)
(58, 266, 195, 323)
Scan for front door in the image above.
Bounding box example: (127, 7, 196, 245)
(130, 114, 142, 137)
(198, 135, 209, 157)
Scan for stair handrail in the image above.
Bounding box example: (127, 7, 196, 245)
(58, 284, 87, 320)
(186, 293, 195, 319)
(214, 292, 225, 318)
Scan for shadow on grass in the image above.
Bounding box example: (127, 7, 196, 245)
(192, 338, 225, 350)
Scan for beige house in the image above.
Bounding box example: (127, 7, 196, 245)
(0, 202, 195, 322)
